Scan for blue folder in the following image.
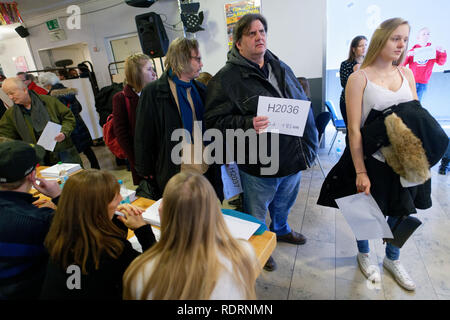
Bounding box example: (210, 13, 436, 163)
(221, 209, 267, 236)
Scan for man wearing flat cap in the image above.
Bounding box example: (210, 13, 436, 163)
(0, 77, 82, 165)
(0, 140, 61, 299)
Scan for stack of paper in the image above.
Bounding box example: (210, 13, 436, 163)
(142, 198, 163, 226)
(222, 214, 260, 240)
(40, 163, 82, 178)
(141, 198, 260, 240)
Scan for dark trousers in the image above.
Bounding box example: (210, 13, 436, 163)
(82, 146, 100, 169)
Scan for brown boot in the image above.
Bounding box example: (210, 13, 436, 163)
(277, 231, 307, 245)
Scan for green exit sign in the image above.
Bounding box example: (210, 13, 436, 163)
(46, 19, 60, 31)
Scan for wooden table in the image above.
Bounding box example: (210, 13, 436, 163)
(31, 166, 82, 196)
(32, 168, 277, 267)
(132, 197, 276, 267)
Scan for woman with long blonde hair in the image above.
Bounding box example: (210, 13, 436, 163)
(344, 18, 419, 291)
(123, 171, 259, 300)
(40, 169, 156, 299)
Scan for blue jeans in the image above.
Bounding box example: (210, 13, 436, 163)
(356, 216, 400, 260)
(416, 83, 428, 101)
(239, 169, 301, 236)
(443, 139, 450, 161)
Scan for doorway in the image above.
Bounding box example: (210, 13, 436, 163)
(38, 42, 92, 71)
(106, 33, 165, 84)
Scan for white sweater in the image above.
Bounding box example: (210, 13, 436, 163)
(129, 240, 257, 300)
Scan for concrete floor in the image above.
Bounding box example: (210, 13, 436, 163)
(81, 123, 450, 300)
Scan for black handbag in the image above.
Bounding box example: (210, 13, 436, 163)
(383, 215, 422, 248)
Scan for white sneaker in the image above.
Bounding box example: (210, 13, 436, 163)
(383, 257, 416, 291)
(357, 253, 381, 282)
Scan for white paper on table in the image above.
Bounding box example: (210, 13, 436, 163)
(36, 121, 62, 151)
(221, 163, 243, 200)
(142, 198, 162, 226)
(141, 197, 259, 240)
(257, 96, 311, 137)
(413, 46, 436, 62)
(222, 214, 260, 240)
(128, 227, 161, 252)
(40, 163, 81, 177)
(335, 193, 394, 241)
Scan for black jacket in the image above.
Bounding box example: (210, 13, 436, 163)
(39, 219, 156, 300)
(0, 191, 55, 300)
(317, 100, 448, 216)
(134, 71, 208, 194)
(95, 83, 123, 127)
(49, 83, 93, 153)
(204, 47, 318, 177)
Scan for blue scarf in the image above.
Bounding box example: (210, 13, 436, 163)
(169, 69, 204, 135)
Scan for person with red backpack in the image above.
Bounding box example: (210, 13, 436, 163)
(112, 54, 157, 185)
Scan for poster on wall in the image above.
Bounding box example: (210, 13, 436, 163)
(13, 56, 28, 73)
(224, 0, 261, 49)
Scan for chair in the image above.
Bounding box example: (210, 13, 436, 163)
(325, 100, 347, 155)
(314, 111, 331, 177)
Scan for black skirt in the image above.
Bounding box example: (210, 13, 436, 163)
(316, 147, 431, 217)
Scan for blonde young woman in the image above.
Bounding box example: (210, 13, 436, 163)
(40, 169, 156, 299)
(123, 171, 260, 300)
(345, 18, 419, 291)
(112, 53, 157, 185)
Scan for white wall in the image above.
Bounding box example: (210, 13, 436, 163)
(327, 0, 450, 71)
(0, 36, 36, 77)
(24, 0, 326, 89)
(25, 0, 181, 89)
(43, 43, 91, 68)
(191, 0, 326, 79)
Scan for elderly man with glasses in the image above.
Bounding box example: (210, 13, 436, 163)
(134, 37, 222, 200)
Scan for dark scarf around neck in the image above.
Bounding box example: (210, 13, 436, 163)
(169, 69, 204, 135)
(13, 90, 50, 143)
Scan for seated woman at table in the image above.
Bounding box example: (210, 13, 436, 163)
(40, 169, 156, 300)
(123, 171, 260, 300)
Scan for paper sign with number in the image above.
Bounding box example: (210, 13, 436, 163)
(257, 96, 311, 137)
(413, 46, 436, 63)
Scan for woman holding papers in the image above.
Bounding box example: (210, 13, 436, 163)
(123, 171, 259, 300)
(344, 18, 421, 291)
(40, 169, 156, 300)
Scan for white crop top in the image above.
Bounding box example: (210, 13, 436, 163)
(360, 67, 413, 127)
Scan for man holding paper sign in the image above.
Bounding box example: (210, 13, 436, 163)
(402, 27, 447, 101)
(402, 27, 449, 176)
(205, 13, 318, 271)
(0, 77, 81, 166)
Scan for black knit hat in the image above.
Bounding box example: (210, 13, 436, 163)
(0, 141, 38, 183)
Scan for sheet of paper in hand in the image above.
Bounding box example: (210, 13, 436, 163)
(335, 193, 394, 241)
(257, 96, 311, 137)
(221, 162, 243, 200)
(413, 46, 436, 63)
(37, 121, 62, 151)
